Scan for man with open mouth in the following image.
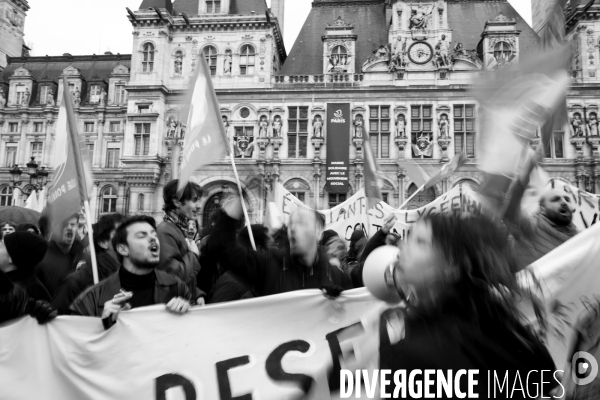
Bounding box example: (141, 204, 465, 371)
(70, 215, 192, 328)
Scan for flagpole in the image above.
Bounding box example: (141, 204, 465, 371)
(62, 77, 100, 284)
(397, 184, 426, 211)
(229, 140, 257, 251)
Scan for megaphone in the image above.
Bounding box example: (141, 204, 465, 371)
(362, 245, 403, 304)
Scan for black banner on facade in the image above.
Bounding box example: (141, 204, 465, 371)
(325, 103, 350, 193)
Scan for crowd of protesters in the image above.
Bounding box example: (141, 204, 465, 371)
(0, 176, 587, 395)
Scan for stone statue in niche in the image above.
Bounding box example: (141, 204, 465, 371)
(167, 117, 177, 138)
(439, 114, 449, 137)
(259, 116, 268, 137)
(328, 50, 351, 74)
(99, 88, 107, 106)
(73, 89, 81, 106)
(46, 89, 55, 106)
(588, 113, 599, 136)
(174, 53, 183, 76)
(571, 113, 584, 137)
(272, 116, 282, 137)
(22, 88, 30, 106)
(354, 115, 363, 138)
(396, 115, 406, 137)
(409, 5, 434, 30)
(224, 51, 232, 75)
(313, 116, 323, 137)
(222, 115, 230, 133)
(389, 37, 407, 72)
(396, 9, 402, 28)
(180, 124, 186, 140)
(0, 88, 5, 108)
(435, 35, 451, 69)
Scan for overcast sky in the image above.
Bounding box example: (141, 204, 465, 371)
(24, 0, 532, 56)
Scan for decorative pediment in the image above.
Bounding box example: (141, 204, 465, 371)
(272, 106, 285, 114)
(111, 64, 130, 75)
(12, 67, 31, 77)
(284, 178, 311, 191)
(436, 105, 451, 113)
(327, 16, 353, 29)
(312, 106, 326, 113)
(62, 66, 81, 76)
(491, 13, 514, 23)
(394, 106, 407, 114)
(257, 107, 271, 113)
(352, 106, 366, 114)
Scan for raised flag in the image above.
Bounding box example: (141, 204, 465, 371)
(363, 130, 383, 208)
(474, 45, 571, 216)
(400, 161, 430, 189)
(424, 151, 466, 190)
(44, 83, 88, 236)
(178, 52, 230, 190)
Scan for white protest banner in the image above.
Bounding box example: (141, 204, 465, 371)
(0, 289, 390, 400)
(275, 183, 482, 241)
(518, 223, 600, 370)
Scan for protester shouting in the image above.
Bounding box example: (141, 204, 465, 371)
(35, 214, 90, 298)
(157, 179, 205, 304)
(70, 215, 192, 328)
(0, 231, 50, 301)
(52, 213, 125, 314)
(378, 214, 557, 397)
(505, 179, 578, 271)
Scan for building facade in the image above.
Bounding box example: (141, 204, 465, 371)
(0, 0, 599, 225)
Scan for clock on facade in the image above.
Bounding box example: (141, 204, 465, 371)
(408, 42, 433, 64)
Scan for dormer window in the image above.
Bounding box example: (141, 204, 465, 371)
(40, 86, 51, 105)
(15, 85, 26, 105)
(206, 0, 220, 13)
(494, 42, 512, 63)
(138, 105, 151, 114)
(90, 85, 101, 103)
(115, 84, 126, 104)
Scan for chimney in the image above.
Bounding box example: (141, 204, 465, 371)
(270, 0, 285, 36)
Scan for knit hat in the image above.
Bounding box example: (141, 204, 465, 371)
(320, 229, 339, 246)
(3, 232, 48, 273)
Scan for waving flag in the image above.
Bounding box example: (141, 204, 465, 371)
(178, 53, 230, 190)
(474, 45, 571, 216)
(363, 130, 383, 208)
(44, 82, 89, 236)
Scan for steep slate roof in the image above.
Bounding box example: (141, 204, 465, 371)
(171, 0, 267, 16)
(139, 0, 174, 13)
(280, 1, 388, 75)
(1, 55, 132, 83)
(230, 0, 268, 15)
(447, 0, 540, 54)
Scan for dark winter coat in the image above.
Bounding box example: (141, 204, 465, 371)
(4, 269, 51, 302)
(349, 229, 387, 288)
(34, 239, 90, 299)
(379, 302, 557, 399)
(0, 271, 29, 324)
(209, 271, 254, 303)
(51, 249, 121, 314)
(157, 221, 204, 301)
(69, 269, 191, 317)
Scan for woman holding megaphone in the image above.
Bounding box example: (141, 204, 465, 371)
(363, 214, 560, 399)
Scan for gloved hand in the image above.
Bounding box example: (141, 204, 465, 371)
(26, 299, 57, 324)
(321, 284, 343, 299)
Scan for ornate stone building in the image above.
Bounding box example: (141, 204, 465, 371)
(0, 0, 29, 71)
(0, 0, 599, 224)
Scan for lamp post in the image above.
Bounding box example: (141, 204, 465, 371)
(9, 157, 49, 205)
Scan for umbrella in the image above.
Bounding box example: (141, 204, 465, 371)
(0, 206, 42, 226)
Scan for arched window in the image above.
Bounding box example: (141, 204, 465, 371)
(203, 46, 217, 76)
(0, 186, 13, 206)
(284, 179, 311, 204)
(174, 51, 183, 76)
(142, 43, 155, 73)
(493, 42, 511, 63)
(330, 45, 348, 66)
(406, 183, 435, 210)
(101, 186, 118, 213)
(453, 179, 480, 192)
(138, 193, 145, 211)
(240, 45, 255, 75)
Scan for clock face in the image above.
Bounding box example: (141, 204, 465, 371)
(408, 42, 433, 65)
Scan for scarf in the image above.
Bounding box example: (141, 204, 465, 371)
(164, 210, 190, 237)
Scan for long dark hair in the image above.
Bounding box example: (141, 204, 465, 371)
(423, 214, 546, 334)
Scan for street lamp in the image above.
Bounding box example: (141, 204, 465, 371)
(10, 157, 48, 194)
